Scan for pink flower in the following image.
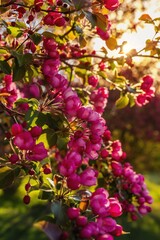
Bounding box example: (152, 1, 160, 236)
(96, 234, 114, 240)
(111, 224, 123, 236)
(77, 107, 92, 120)
(13, 131, 34, 150)
(97, 217, 117, 233)
(141, 75, 154, 92)
(108, 198, 122, 217)
(29, 84, 40, 98)
(80, 222, 99, 238)
(42, 59, 60, 77)
(11, 123, 23, 136)
(111, 161, 123, 176)
(97, 27, 110, 40)
(80, 168, 98, 186)
(104, 0, 120, 11)
(49, 74, 68, 90)
(67, 207, 80, 220)
(59, 160, 77, 177)
(67, 173, 81, 190)
(43, 12, 66, 26)
(27, 142, 48, 161)
(88, 75, 98, 87)
(76, 216, 88, 226)
(90, 188, 110, 217)
(30, 126, 42, 138)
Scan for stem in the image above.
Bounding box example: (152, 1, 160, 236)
(0, 102, 25, 117)
(0, 0, 15, 8)
(133, 54, 159, 59)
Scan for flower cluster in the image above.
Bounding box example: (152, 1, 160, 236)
(111, 159, 153, 220)
(9, 123, 47, 163)
(66, 188, 122, 239)
(136, 75, 155, 106)
(0, 75, 20, 108)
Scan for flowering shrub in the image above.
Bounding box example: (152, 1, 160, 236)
(0, 0, 159, 239)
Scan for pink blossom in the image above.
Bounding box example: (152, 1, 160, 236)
(111, 224, 123, 236)
(67, 207, 80, 220)
(13, 131, 34, 150)
(111, 161, 123, 176)
(76, 216, 88, 226)
(30, 126, 42, 138)
(80, 168, 98, 186)
(67, 173, 81, 190)
(90, 188, 110, 217)
(80, 222, 99, 238)
(97, 217, 117, 233)
(108, 198, 122, 217)
(42, 59, 60, 77)
(27, 142, 48, 161)
(11, 123, 23, 136)
(104, 0, 120, 11)
(88, 75, 98, 87)
(96, 234, 114, 240)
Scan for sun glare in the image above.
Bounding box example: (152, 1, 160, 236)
(93, 0, 160, 59)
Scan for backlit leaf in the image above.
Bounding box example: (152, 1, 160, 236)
(139, 14, 152, 22)
(106, 37, 117, 50)
(116, 95, 129, 109)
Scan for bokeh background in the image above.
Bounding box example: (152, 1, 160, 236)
(0, 0, 160, 239)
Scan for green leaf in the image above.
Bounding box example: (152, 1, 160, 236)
(42, 31, 56, 38)
(128, 94, 135, 107)
(57, 136, 68, 150)
(38, 189, 53, 200)
(15, 21, 27, 29)
(13, 60, 26, 81)
(7, 26, 23, 38)
(51, 201, 68, 225)
(116, 95, 129, 109)
(30, 33, 42, 45)
(25, 108, 39, 127)
(0, 60, 11, 74)
(37, 128, 57, 149)
(84, 11, 97, 28)
(12, 52, 33, 67)
(15, 98, 39, 108)
(72, 0, 87, 10)
(0, 166, 20, 189)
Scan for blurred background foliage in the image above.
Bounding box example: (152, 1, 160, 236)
(0, 0, 160, 239)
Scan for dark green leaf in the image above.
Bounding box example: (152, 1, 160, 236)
(25, 108, 39, 127)
(30, 33, 42, 45)
(84, 11, 97, 28)
(0, 60, 11, 74)
(57, 136, 68, 150)
(51, 201, 68, 225)
(13, 60, 26, 81)
(38, 189, 53, 200)
(72, 0, 87, 10)
(0, 166, 20, 189)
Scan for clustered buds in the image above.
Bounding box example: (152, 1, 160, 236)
(66, 188, 122, 239)
(9, 124, 47, 162)
(136, 75, 155, 106)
